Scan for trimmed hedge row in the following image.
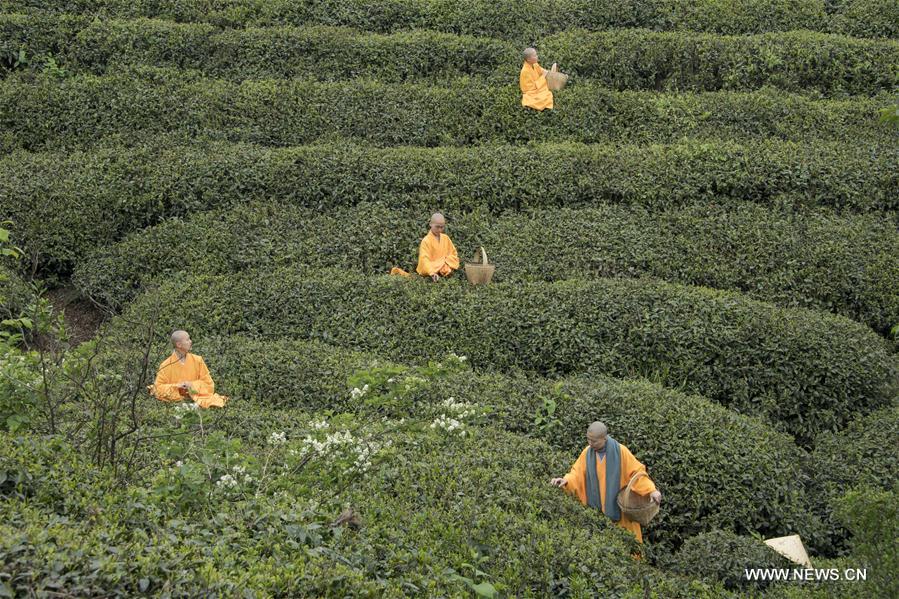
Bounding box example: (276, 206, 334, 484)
(826, 0, 899, 39)
(0, 0, 833, 37)
(4, 15, 897, 96)
(343, 428, 708, 596)
(542, 29, 899, 97)
(142, 334, 824, 553)
(75, 201, 899, 334)
(663, 530, 792, 590)
(0, 432, 719, 597)
(809, 405, 899, 552)
(123, 268, 898, 446)
(0, 68, 889, 154)
(4, 139, 896, 275)
(0, 15, 512, 83)
(11, 0, 897, 40)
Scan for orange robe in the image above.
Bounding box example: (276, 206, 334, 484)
(520, 61, 554, 111)
(416, 231, 459, 277)
(149, 352, 228, 408)
(562, 443, 657, 542)
(391, 231, 460, 278)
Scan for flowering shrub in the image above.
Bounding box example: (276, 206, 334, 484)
(429, 395, 484, 437)
(149, 407, 394, 513)
(345, 353, 470, 415)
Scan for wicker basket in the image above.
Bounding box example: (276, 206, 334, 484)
(464, 247, 495, 285)
(546, 69, 568, 91)
(616, 471, 660, 525)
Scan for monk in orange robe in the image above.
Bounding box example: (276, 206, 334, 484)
(390, 213, 459, 281)
(551, 421, 661, 543)
(520, 47, 554, 111)
(148, 330, 228, 409)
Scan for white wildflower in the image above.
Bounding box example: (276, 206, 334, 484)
(268, 431, 287, 445)
(216, 474, 238, 489)
(431, 414, 464, 434)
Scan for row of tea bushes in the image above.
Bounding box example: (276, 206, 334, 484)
(4, 139, 895, 275)
(3, 14, 897, 96)
(1, 67, 890, 154)
(809, 405, 899, 552)
(117, 333, 825, 553)
(121, 268, 898, 446)
(542, 28, 898, 97)
(75, 201, 899, 334)
(5, 0, 897, 38)
(0, 426, 713, 596)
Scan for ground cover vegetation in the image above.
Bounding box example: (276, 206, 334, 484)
(0, 0, 896, 595)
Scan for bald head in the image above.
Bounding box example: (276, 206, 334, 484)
(171, 329, 192, 356)
(587, 421, 607, 437)
(586, 421, 608, 450)
(523, 47, 538, 63)
(429, 212, 447, 237)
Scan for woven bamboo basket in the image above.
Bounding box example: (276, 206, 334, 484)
(616, 471, 660, 525)
(546, 68, 568, 91)
(464, 247, 495, 285)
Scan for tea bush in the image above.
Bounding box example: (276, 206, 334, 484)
(4, 14, 897, 95)
(663, 529, 793, 590)
(121, 268, 898, 446)
(74, 201, 899, 333)
(0, 423, 724, 597)
(190, 335, 827, 552)
(4, 139, 896, 275)
(1, 67, 889, 154)
(808, 406, 899, 551)
(827, 0, 899, 39)
(0, 0, 830, 37)
(832, 485, 899, 598)
(542, 29, 898, 96)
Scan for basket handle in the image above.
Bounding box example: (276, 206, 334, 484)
(472, 247, 489, 265)
(623, 470, 649, 495)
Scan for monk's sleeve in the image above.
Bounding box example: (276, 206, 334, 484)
(562, 448, 587, 497)
(520, 68, 539, 93)
(191, 357, 215, 395)
(519, 68, 530, 93)
(445, 237, 459, 270)
(151, 365, 182, 402)
(621, 446, 657, 496)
